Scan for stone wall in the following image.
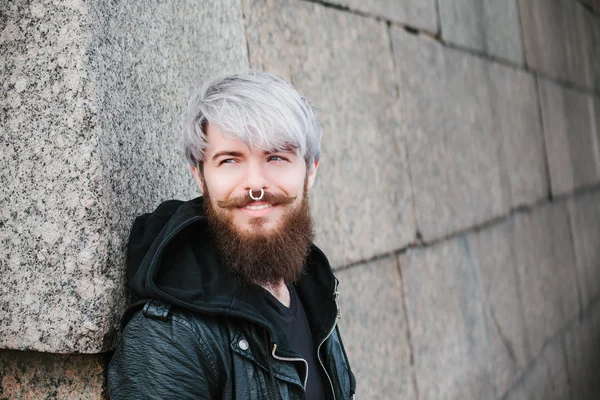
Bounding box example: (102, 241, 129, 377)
(1, 0, 599, 398)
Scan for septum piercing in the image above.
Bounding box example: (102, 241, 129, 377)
(249, 188, 264, 201)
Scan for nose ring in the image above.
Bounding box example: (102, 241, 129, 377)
(249, 188, 264, 201)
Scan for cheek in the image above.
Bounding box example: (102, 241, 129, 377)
(272, 167, 307, 195)
(204, 171, 237, 200)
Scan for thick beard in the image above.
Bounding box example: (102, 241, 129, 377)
(203, 184, 315, 287)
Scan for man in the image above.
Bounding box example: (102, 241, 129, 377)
(108, 70, 356, 399)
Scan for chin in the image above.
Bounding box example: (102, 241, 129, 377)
(237, 218, 280, 235)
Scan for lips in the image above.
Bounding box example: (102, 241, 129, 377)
(238, 201, 276, 217)
(244, 204, 272, 210)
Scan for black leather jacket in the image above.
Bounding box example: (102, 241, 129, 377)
(107, 197, 356, 399)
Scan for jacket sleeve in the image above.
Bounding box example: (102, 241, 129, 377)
(107, 310, 219, 400)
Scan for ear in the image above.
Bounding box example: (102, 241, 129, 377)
(190, 165, 204, 195)
(306, 160, 319, 190)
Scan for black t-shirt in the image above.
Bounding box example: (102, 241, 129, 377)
(261, 285, 327, 400)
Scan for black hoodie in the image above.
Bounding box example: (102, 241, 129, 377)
(126, 196, 340, 352)
(110, 196, 356, 399)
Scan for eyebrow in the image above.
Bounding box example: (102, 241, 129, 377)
(211, 151, 244, 161)
(263, 146, 297, 155)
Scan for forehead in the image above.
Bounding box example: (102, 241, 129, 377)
(204, 122, 298, 155)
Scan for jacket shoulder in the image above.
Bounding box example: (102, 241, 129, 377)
(144, 299, 231, 347)
(109, 299, 227, 399)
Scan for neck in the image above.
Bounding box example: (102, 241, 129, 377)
(260, 279, 291, 308)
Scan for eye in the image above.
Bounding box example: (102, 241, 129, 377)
(219, 158, 237, 165)
(268, 155, 288, 162)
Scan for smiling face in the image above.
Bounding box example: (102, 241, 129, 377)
(191, 123, 318, 234)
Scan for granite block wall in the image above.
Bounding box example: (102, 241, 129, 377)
(1, 0, 247, 354)
(519, 0, 600, 89)
(0, 351, 106, 399)
(2, 0, 600, 399)
(439, 0, 524, 65)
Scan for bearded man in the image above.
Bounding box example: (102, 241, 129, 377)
(107, 71, 356, 400)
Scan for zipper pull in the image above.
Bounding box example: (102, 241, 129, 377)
(334, 291, 341, 320)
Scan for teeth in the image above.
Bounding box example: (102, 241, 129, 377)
(244, 204, 272, 210)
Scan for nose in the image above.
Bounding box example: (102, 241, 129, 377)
(244, 160, 268, 194)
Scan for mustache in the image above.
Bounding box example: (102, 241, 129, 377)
(216, 191, 297, 209)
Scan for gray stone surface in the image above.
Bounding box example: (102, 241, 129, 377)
(391, 29, 510, 240)
(468, 220, 531, 380)
(518, 0, 599, 89)
(568, 190, 600, 308)
(399, 222, 527, 400)
(323, 0, 437, 32)
(512, 202, 580, 358)
(244, 0, 416, 267)
(563, 298, 600, 400)
(337, 257, 415, 400)
(590, 14, 600, 90)
(504, 338, 571, 400)
(0, 350, 105, 399)
(580, 0, 600, 14)
(1, 0, 248, 352)
(439, 0, 524, 64)
(537, 78, 600, 196)
(488, 63, 548, 207)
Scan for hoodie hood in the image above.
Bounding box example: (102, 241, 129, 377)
(126, 196, 339, 348)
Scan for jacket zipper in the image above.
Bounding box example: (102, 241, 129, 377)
(317, 280, 341, 400)
(272, 343, 309, 389)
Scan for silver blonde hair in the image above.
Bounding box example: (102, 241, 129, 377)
(184, 70, 322, 171)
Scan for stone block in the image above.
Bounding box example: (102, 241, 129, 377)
(399, 221, 527, 400)
(243, 0, 416, 267)
(537, 78, 600, 196)
(488, 63, 548, 207)
(0, 0, 248, 352)
(563, 298, 600, 400)
(512, 202, 580, 358)
(0, 350, 105, 399)
(337, 257, 415, 400)
(439, 0, 524, 64)
(322, 0, 437, 33)
(391, 29, 510, 240)
(468, 221, 531, 376)
(580, 0, 600, 14)
(503, 338, 571, 400)
(589, 12, 600, 90)
(518, 0, 598, 89)
(568, 190, 600, 308)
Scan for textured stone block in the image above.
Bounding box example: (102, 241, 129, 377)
(391, 29, 509, 240)
(439, 0, 524, 64)
(488, 63, 548, 207)
(400, 222, 527, 400)
(537, 78, 600, 196)
(0, 350, 105, 399)
(244, 0, 416, 267)
(519, 0, 598, 89)
(322, 0, 437, 32)
(512, 202, 580, 358)
(568, 190, 600, 308)
(563, 299, 600, 400)
(589, 11, 600, 90)
(468, 221, 531, 376)
(504, 337, 571, 400)
(0, 0, 248, 352)
(580, 0, 600, 14)
(337, 257, 415, 400)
